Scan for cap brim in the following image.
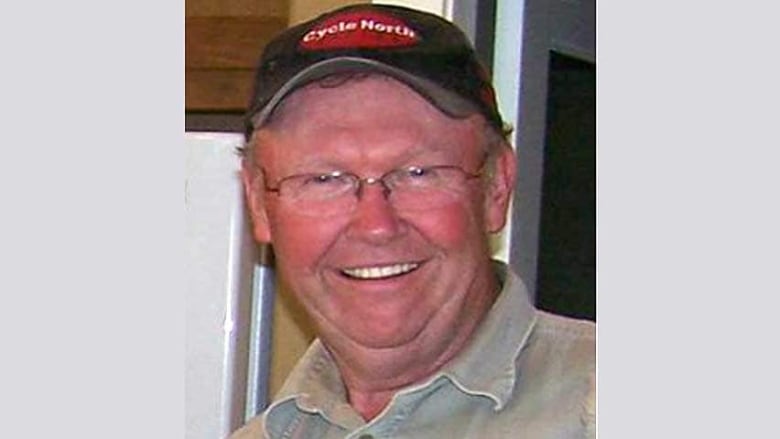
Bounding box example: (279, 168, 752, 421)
(250, 57, 480, 129)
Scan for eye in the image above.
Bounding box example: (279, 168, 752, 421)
(406, 166, 445, 181)
(407, 167, 425, 177)
(303, 172, 345, 186)
(406, 166, 435, 178)
(286, 172, 353, 200)
(391, 166, 444, 189)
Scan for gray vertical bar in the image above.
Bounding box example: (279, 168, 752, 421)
(245, 244, 276, 421)
(508, 0, 549, 299)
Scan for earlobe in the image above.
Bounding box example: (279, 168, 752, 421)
(241, 167, 272, 243)
(484, 146, 517, 234)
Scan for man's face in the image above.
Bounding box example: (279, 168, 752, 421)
(243, 76, 515, 353)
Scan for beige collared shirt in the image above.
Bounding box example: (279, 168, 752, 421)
(230, 264, 595, 439)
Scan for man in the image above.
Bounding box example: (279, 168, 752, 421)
(233, 4, 594, 438)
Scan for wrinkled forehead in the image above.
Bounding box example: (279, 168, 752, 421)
(251, 76, 488, 165)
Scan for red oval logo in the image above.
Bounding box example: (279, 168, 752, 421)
(299, 10, 421, 51)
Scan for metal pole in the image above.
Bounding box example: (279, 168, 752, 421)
(244, 244, 276, 420)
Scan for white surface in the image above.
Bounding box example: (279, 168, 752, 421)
(185, 132, 255, 439)
(372, 0, 452, 18)
(493, 0, 524, 136)
(492, 0, 526, 264)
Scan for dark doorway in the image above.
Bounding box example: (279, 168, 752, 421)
(535, 51, 596, 321)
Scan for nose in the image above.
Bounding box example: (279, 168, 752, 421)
(345, 181, 404, 243)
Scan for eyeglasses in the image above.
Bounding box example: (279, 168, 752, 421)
(262, 160, 486, 217)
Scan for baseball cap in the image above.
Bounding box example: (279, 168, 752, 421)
(244, 3, 505, 138)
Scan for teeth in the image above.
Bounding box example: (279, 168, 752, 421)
(342, 263, 419, 279)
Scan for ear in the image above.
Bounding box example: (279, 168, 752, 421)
(483, 145, 517, 234)
(241, 164, 272, 243)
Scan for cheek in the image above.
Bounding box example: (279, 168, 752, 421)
(266, 207, 344, 274)
(409, 197, 486, 251)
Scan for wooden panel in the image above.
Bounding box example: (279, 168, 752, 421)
(186, 0, 289, 18)
(186, 69, 256, 110)
(186, 0, 221, 17)
(289, 0, 367, 24)
(270, 284, 316, 397)
(186, 16, 287, 69)
(186, 15, 288, 110)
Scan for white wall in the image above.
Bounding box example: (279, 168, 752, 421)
(185, 133, 256, 439)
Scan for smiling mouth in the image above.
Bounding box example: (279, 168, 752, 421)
(341, 262, 420, 280)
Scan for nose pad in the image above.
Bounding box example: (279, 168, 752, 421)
(347, 179, 402, 242)
(357, 177, 392, 199)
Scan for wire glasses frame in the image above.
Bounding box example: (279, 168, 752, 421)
(261, 157, 488, 216)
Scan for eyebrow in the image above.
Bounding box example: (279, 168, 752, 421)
(275, 140, 465, 174)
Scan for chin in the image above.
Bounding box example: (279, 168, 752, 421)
(342, 320, 425, 350)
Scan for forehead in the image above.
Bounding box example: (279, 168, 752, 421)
(257, 75, 485, 165)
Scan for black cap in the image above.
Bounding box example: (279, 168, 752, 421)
(244, 3, 504, 137)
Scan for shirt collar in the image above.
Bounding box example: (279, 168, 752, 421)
(264, 262, 538, 431)
(265, 339, 366, 430)
(434, 262, 537, 410)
